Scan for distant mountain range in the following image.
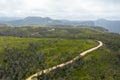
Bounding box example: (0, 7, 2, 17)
(0, 23, 8, 27)
(0, 16, 120, 33)
(95, 19, 120, 33)
(0, 17, 22, 22)
(4, 17, 94, 27)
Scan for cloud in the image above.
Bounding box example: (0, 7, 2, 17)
(0, 0, 119, 20)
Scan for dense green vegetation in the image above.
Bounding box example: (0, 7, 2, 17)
(42, 46, 120, 80)
(0, 26, 120, 80)
(0, 37, 97, 80)
(0, 26, 107, 38)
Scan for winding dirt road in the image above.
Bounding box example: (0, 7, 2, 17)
(26, 41, 103, 80)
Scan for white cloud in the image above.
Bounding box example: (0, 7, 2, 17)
(0, 0, 119, 20)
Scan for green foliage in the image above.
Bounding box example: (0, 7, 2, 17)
(37, 45, 120, 80)
(0, 26, 120, 80)
(0, 37, 96, 80)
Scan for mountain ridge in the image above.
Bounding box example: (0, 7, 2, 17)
(0, 16, 120, 33)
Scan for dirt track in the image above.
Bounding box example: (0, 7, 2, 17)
(26, 41, 103, 80)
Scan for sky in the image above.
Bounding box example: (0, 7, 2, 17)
(0, 0, 120, 20)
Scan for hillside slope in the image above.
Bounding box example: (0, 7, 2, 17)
(0, 26, 120, 80)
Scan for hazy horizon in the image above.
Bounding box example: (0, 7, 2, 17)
(0, 0, 120, 20)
